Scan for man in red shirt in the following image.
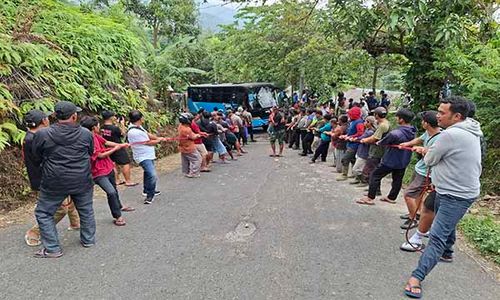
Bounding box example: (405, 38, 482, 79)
(191, 112, 210, 172)
(80, 116, 134, 226)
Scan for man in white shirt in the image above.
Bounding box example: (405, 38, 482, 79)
(127, 110, 165, 204)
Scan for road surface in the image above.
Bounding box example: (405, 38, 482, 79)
(0, 138, 498, 299)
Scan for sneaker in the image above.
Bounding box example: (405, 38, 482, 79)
(356, 182, 369, 187)
(400, 242, 425, 252)
(440, 254, 454, 263)
(349, 179, 361, 185)
(336, 175, 348, 181)
(400, 219, 419, 230)
(80, 241, 94, 248)
(144, 197, 154, 205)
(142, 191, 161, 197)
(34, 248, 63, 258)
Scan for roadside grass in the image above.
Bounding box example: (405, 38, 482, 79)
(459, 214, 500, 265)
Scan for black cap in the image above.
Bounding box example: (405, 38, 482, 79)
(25, 109, 51, 128)
(54, 101, 82, 120)
(101, 110, 116, 120)
(418, 110, 438, 127)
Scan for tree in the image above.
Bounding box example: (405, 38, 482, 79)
(123, 0, 199, 49)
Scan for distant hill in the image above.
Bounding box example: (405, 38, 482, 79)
(199, 1, 237, 32)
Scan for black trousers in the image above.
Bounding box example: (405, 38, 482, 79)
(248, 125, 254, 141)
(289, 129, 300, 148)
(312, 140, 330, 162)
(362, 157, 381, 183)
(301, 132, 314, 154)
(368, 164, 406, 200)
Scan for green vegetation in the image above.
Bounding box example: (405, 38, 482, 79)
(459, 214, 500, 265)
(0, 0, 498, 199)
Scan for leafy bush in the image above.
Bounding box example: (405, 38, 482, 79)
(459, 214, 500, 265)
(0, 0, 174, 151)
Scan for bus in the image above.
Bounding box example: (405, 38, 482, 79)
(186, 82, 278, 128)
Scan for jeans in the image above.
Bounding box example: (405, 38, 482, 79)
(312, 140, 330, 162)
(289, 129, 300, 149)
(139, 159, 157, 199)
(368, 164, 406, 200)
(412, 193, 475, 281)
(94, 170, 122, 219)
(35, 189, 95, 253)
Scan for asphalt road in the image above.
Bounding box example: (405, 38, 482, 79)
(1, 138, 498, 299)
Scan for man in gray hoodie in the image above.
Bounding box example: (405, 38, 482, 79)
(404, 96, 483, 299)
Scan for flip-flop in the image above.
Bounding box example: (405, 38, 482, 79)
(404, 284, 422, 298)
(356, 198, 375, 205)
(124, 182, 138, 187)
(200, 169, 211, 172)
(379, 197, 397, 204)
(24, 233, 41, 247)
(117, 181, 126, 185)
(269, 154, 276, 157)
(113, 219, 126, 226)
(121, 206, 135, 212)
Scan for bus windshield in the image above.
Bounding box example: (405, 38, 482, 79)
(187, 83, 278, 128)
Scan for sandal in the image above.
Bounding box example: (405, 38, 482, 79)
(124, 182, 138, 187)
(24, 233, 41, 247)
(356, 197, 375, 205)
(34, 248, 63, 258)
(404, 284, 422, 298)
(121, 206, 135, 212)
(113, 219, 126, 226)
(380, 197, 397, 204)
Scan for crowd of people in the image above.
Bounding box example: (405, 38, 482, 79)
(21, 102, 254, 257)
(20, 92, 483, 298)
(267, 94, 483, 299)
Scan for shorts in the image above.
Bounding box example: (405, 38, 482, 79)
(226, 132, 237, 145)
(213, 138, 228, 155)
(424, 191, 436, 212)
(269, 129, 285, 145)
(195, 143, 208, 157)
(404, 172, 429, 198)
(110, 148, 130, 165)
(203, 139, 214, 152)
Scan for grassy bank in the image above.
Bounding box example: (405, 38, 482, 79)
(459, 214, 500, 265)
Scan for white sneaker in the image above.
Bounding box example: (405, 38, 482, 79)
(400, 241, 425, 252)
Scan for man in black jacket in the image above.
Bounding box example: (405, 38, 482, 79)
(23, 109, 80, 247)
(31, 101, 95, 258)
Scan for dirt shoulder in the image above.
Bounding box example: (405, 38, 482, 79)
(0, 152, 180, 229)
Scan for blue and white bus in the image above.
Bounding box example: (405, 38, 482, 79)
(186, 82, 278, 128)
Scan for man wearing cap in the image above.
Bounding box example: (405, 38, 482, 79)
(31, 101, 95, 258)
(398, 111, 441, 232)
(23, 110, 80, 247)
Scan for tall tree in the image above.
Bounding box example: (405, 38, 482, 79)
(123, 0, 199, 49)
